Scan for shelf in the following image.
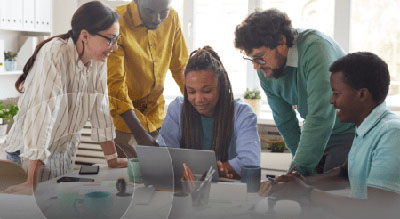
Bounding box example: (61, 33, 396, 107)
(0, 71, 23, 76)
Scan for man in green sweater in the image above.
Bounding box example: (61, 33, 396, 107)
(234, 9, 355, 175)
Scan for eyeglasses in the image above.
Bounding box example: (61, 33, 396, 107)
(243, 46, 281, 65)
(94, 33, 121, 47)
(243, 53, 267, 65)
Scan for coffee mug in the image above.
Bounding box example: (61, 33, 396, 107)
(241, 165, 261, 193)
(128, 158, 142, 183)
(57, 184, 79, 216)
(74, 191, 112, 218)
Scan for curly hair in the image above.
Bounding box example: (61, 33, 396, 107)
(234, 8, 295, 54)
(180, 46, 234, 162)
(329, 52, 390, 105)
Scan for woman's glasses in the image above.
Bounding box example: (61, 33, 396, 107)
(94, 33, 121, 47)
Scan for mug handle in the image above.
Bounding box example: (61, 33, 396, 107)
(73, 198, 84, 215)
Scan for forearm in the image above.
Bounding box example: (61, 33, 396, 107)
(306, 167, 349, 190)
(100, 141, 118, 167)
(120, 109, 156, 145)
(311, 189, 390, 218)
(27, 160, 44, 189)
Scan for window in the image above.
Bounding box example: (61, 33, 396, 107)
(350, 0, 400, 106)
(165, 0, 249, 98)
(261, 0, 334, 37)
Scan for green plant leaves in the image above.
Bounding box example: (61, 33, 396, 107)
(0, 101, 18, 119)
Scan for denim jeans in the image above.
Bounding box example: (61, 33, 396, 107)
(6, 150, 21, 166)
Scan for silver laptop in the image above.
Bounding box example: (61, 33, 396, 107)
(136, 145, 219, 189)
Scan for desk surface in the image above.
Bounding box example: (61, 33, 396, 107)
(0, 165, 350, 219)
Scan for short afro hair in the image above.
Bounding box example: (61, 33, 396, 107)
(329, 52, 390, 105)
(234, 8, 295, 54)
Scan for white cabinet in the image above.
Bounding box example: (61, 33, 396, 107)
(0, 0, 52, 33)
(35, 0, 52, 31)
(23, 0, 36, 30)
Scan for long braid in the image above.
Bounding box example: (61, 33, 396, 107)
(180, 46, 235, 161)
(15, 30, 73, 92)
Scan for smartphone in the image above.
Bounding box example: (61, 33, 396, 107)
(56, 176, 94, 183)
(266, 174, 276, 182)
(79, 165, 99, 175)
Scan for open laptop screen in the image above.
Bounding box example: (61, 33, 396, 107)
(136, 145, 219, 189)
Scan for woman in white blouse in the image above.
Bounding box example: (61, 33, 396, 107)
(2, 1, 126, 194)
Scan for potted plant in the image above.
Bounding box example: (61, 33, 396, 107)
(260, 136, 286, 152)
(4, 51, 18, 71)
(243, 88, 261, 115)
(0, 101, 18, 136)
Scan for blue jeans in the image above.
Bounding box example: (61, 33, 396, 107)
(6, 150, 21, 166)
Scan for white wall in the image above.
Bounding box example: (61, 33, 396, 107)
(52, 0, 78, 35)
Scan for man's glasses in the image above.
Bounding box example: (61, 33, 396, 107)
(243, 46, 282, 65)
(94, 33, 121, 47)
(243, 54, 267, 65)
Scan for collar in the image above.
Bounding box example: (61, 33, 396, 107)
(285, 30, 298, 68)
(130, 1, 144, 28)
(356, 102, 388, 137)
(68, 37, 92, 70)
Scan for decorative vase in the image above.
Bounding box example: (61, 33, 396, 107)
(4, 60, 17, 71)
(244, 99, 260, 115)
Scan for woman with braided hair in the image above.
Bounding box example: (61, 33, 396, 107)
(158, 46, 260, 179)
(2, 1, 127, 194)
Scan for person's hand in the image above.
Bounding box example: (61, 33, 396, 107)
(217, 161, 240, 179)
(276, 165, 306, 183)
(182, 163, 196, 193)
(259, 181, 273, 196)
(2, 182, 33, 195)
(107, 158, 128, 168)
(269, 175, 312, 202)
(182, 163, 196, 181)
(217, 161, 233, 179)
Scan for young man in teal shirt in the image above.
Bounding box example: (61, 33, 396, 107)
(234, 9, 355, 175)
(260, 52, 400, 218)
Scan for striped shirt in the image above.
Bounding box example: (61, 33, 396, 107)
(1, 37, 115, 181)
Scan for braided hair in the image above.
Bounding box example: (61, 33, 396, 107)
(180, 46, 235, 162)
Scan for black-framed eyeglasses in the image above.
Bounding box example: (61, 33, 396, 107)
(243, 46, 283, 65)
(94, 33, 121, 46)
(243, 55, 267, 65)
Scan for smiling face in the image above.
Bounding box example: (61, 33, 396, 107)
(185, 70, 220, 117)
(136, 0, 171, 30)
(330, 71, 364, 126)
(85, 22, 120, 62)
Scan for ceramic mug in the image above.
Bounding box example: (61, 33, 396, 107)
(127, 158, 142, 183)
(241, 165, 261, 193)
(74, 191, 112, 218)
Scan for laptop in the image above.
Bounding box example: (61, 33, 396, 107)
(136, 145, 220, 189)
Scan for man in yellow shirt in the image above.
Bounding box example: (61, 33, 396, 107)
(107, 0, 188, 157)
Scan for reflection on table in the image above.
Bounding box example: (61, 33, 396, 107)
(0, 165, 350, 219)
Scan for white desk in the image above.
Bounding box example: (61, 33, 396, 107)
(0, 165, 350, 219)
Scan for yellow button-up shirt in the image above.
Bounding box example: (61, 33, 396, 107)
(107, 1, 188, 133)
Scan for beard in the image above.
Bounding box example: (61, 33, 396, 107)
(261, 50, 287, 79)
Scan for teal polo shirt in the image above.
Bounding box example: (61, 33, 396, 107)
(258, 29, 355, 175)
(348, 102, 400, 199)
